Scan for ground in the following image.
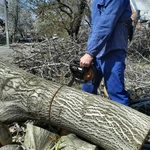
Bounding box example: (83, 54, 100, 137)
(0, 45, 13, 63)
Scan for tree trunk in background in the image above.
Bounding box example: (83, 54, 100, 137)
(0, 60, 150, 150)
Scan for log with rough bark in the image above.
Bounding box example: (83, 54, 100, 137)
(0, 60, 150, 150)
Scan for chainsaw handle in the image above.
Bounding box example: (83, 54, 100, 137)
(73, 59, 80, 65)
(73, 58, 94, 68)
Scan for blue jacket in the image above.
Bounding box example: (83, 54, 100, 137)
(86, 0, 132, 58)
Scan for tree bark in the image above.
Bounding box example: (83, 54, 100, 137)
(0, 60, 150, 150)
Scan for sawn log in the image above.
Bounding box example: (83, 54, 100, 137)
(0, 61, 150, 150)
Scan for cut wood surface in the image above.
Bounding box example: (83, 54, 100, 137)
(24, 123, 58, 150)
(0, 60, 150, 150)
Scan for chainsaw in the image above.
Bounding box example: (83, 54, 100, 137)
(68, 59, 96, 87)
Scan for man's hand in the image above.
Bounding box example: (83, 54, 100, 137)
(80, 53, 93, 67)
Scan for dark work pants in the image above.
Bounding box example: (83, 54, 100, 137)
(82, 49, 129, 106)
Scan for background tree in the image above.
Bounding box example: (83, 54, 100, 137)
(8, 0, 34, 42)
(25, 0, 90, 40)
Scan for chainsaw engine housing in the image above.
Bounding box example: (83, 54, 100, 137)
(70, 59, 96, 84)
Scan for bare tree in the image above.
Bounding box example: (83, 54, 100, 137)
(8, 0, 34, 42)
(25, 0, 90, 40)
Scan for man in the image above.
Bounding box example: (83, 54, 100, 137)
(80, 0, 132, 106)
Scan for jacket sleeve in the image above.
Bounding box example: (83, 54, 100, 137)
(86, 0, 128, 57)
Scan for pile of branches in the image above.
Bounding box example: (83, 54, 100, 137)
(11, 24, 150, 92)
(126, 23, 150, 92)
(11, 37, 86, 85)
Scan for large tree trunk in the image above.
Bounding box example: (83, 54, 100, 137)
(0, 60, 150, 150)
